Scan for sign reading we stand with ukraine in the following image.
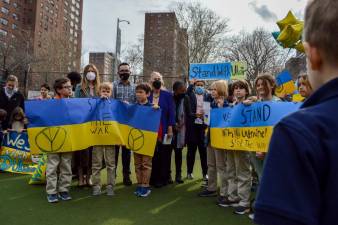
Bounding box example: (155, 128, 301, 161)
(25, 98, 161, 157)
(210, 101, 301, 152)
(189, 62, 247, 80)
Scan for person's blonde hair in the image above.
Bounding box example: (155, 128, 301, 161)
(210, 80, 228, 98)
(98, 82, 112, 95)
(81, 64, 101, 95)
(304, 0, 338, 66)
(150, 71, 165, 89)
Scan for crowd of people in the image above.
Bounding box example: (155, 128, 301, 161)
(0, 61, 313, 216)
(1, 1, 338, 224)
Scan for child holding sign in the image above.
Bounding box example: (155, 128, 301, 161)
(91, 82, 116, 196)
(46, 78, 73, 203)
(133, 83, 154, 197)
(198, 80, 230, 207)
(227, 80, 252, 215)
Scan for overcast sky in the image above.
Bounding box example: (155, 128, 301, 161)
(82, 0, 307, 64)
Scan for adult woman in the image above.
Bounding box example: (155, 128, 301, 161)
(74, 64, 101, 187)
(148, 72, 175, 188)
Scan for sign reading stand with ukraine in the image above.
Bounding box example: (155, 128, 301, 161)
(25, 98, 161, 157)
(210, 102, 301, 152)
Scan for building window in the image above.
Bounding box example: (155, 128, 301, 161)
(12, 13, 18, 20)
(0, 18, 8, 25)
(1, 7, 9, 14)
(12, 23, 17, 29)
(0, 29, 7, 36)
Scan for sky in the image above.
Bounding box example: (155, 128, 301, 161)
(82, 0, 307, 64)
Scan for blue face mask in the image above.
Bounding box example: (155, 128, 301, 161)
(195, 86, 204, 95)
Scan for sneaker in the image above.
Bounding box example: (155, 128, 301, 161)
(248, 213, 255, 220)
(58, 192, 72, 201)
(202, 174, 208, 182)
(234, 206, 251, 215)
(187, 173, 194, 180)
(140, 187, 151, 197)
(217, 196, 238, 208)
(175, 175, 184, 184)
(47, 194, 58, 203)
(92, 186, 101, 196)
(198, 189, 217, 197)
(106, 185, 115, 196)
(134, 186, 142, 196)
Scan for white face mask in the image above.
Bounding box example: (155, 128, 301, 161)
(86, 72, 96, 81)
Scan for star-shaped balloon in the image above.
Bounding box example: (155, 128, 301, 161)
(273, 11, 305, 53)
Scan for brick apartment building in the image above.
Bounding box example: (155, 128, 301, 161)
(89, 52, 116, 82)
(143, 12, 189, 87)
(0, 0, 83, 91)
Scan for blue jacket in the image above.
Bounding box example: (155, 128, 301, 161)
(148, 90, 175, 139)
(255, 77, 338, 225)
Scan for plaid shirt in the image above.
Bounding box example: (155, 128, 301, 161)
(113, 80, 136, 103)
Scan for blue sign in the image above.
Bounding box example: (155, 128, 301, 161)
(189, 63, 232, 80)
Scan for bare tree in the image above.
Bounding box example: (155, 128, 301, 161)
(0, 29, 35, 80)
(122, 36, 144, 75)
(172, 2, 229, 63)
(224, 28, 293, 87)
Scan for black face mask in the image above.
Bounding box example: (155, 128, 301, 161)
(152, 80, 162, 90)
(119, 73, 130, 81)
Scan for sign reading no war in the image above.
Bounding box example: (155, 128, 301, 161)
(189, 62, 232, 80)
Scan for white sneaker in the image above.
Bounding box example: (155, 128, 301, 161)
(106, 185, 115, 196)
(92, 186, 101, 196)
(248, 213, 255, 220)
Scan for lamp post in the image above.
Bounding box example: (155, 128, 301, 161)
(114, 18, 130, 80)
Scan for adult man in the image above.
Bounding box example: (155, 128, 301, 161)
(0, 75, 25, 129)
(254, 0, 338, 224)
(113, 63, 135, 186)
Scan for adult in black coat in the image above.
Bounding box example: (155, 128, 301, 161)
(0, 75, 25, 130)
(185, 79, 212, 180)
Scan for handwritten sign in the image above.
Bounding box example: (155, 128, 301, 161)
(0, 131, 37, 174)
(231, 61, 247, 80)
(189, 62, 232, 80)
(26, 98, 161, 156)
(210, 102, 301, 152)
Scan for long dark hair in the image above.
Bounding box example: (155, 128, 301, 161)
(9, 107, 28, 125)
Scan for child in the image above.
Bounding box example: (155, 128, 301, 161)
(198, 80, 230, 207)
(186, 79, 210, 181)
(172, 81, 191, 184)
(226, 80, 252, 215)
(255, 1, 338, 224)
(46, 78, 73, 203)
(134, 83, 153, 197)
(92, 82, 116, 196)
(37, 83, 52, 100)
(297, 73, 313, 99)
(8, 107, 28, 133)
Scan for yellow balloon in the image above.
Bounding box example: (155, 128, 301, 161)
(295, 41, 305, 53)
(277, 23, 303, 48)
(277, 11, 301, 30)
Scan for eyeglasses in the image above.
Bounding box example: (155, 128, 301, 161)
(119, 70, 130, 73)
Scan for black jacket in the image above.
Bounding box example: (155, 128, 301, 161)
(0, 88, 25, 129)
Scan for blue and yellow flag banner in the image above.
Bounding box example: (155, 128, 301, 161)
(25, 98, 161, 156)
(0, 131, 37, 174)
(275, 71, 297, 98)
(210, 102, 301, 152)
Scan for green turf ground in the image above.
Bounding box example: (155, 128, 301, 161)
(0, 150, 254, 225)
